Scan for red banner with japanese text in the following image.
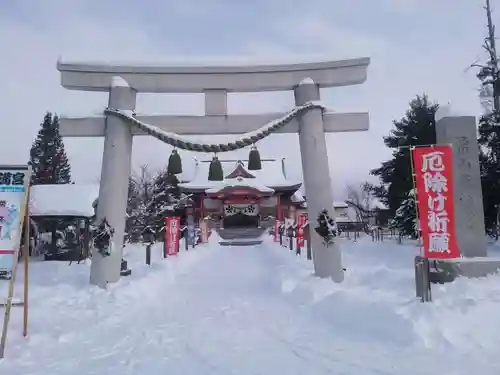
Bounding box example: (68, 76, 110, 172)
(296, 214, 307, 247)
(412, 145, 460, 259)
(164, 217, 180, 257)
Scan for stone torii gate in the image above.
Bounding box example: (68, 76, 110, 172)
(57, 57, 371, 287)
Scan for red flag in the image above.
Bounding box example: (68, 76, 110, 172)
(412, 145, 460, 259)
(296, 214, 307, 247)
(164, 217, 180, 256)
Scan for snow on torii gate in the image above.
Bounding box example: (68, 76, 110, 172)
(57, 57, 371, 287)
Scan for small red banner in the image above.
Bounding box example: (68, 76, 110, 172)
(412, 145, 460, 259)
(164, 217, 180, 257)
(296, 214, 307, 247)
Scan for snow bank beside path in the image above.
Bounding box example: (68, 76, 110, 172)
(2, 233, 500, 374)
(0, 238, 218, 373)
(269, 235, 500, 359)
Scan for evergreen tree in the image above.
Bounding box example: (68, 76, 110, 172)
(478, 113, 500, 234)
(473, 0, 500, 235)
(29, 112, 72, 185)
(147, 169, 183, 239)
(124, 178, 143, 243)
(370, 95, 439, 221)
(389, 189, 417, 237)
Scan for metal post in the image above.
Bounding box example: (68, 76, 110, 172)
(414, 256, 432, 302)
(409, 147, 423, 255)
(421, 258, 432, 302)
(414, 256, 423, 298)
(146, 244, 151, 265)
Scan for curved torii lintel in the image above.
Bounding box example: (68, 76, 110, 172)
(57, 57, 370, 93)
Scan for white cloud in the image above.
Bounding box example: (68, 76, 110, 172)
(0, 0, 492, 198)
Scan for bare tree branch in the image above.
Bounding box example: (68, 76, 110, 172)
(345, 181, 375, 222)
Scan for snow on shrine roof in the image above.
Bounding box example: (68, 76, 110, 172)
(179, 158, 301, 192)
(29, 184, 99, 217)
(205, 177, 274, 195)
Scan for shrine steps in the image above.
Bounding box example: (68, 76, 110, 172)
(219, 238, 263, 246)
(216, 227, 265, 247)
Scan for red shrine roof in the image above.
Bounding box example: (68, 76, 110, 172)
(178, 158, 301, 194)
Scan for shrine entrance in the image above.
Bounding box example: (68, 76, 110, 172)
(222, 204, 260, 228)
(205, 184, 270, 230)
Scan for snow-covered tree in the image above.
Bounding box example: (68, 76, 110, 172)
(121, 165, 155, 243)
(124, 178, 143, 243)
(389, 189, 417, 237)
(346, 181, 375, 222)
(472, 0, 500, 236)
(146, 169, 184, 239)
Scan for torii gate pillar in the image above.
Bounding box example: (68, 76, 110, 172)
(295, 80, 344, 282)
(90, 77, 136, 287)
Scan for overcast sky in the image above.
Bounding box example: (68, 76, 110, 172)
(0, 0, 492, 198)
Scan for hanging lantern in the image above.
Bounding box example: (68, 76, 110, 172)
(167, 149, 182, 174)
(208, 155, 224, 181)
(248, 145, 262, 170)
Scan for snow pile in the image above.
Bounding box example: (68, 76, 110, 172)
(1, 234, 500, 374)
(272, 236, 500, 373)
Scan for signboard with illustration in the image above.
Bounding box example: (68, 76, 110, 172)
(0, 166, 30, 276)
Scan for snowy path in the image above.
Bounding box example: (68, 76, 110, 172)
(2, 237, 500, 374)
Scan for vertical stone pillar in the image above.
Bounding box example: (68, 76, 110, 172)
(90, 76, 136, 287)
(435, 115, 487, 257)
(294, 78, 344, 282)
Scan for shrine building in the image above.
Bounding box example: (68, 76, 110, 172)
(178, 158, 303, 228)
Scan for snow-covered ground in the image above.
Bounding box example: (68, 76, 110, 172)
(1, 235, 500, 374)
